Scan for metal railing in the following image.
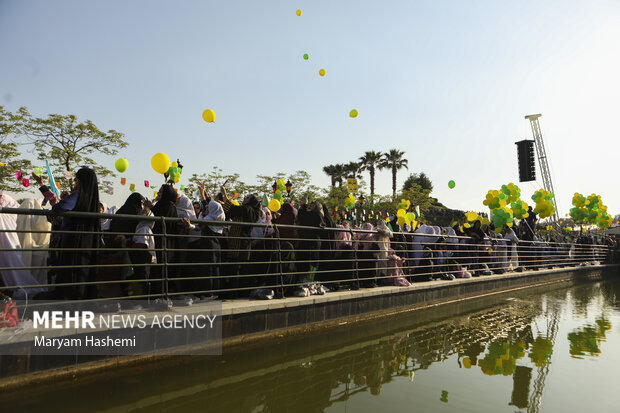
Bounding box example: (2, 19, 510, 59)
(0, 207, 616, 305)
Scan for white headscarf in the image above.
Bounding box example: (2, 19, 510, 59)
(176, 194, 196, 220)
(0, 193, 45, 298)
(204, 200, 226, 234)
(251, 209, 267, 238)
(16, 199, 51, 285)
(445, 227, 458, 244)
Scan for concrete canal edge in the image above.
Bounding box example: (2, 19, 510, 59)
(1, 264, 618, 392)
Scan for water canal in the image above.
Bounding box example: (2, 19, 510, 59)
(3, 276, 619, 412)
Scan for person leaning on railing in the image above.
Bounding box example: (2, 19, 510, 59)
(33, 167, 101, 300)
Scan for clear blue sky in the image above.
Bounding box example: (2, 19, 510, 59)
(1, 0, 619, 218)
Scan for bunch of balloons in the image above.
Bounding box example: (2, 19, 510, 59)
(345, 193, 356, 210)
(482, 189, 507, 210)
(397, 199, 411, 211)
(510, 200, 530, 220)
(531, 189, 555, 219)
(490, 206, 513, 232)
(273, 178, 286, 203)
(396, 209, 417, 227)
(167, 161, 182, 184)
(570, 192, 612, 229)
(500, 183, 521, 203)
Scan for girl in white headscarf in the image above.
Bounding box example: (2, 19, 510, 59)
(203, 200, 226, 234)
(0, 193, 45, 299)
(16, 199, 51, 285)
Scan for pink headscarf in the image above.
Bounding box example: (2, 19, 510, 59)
(336, 223, 352, 248)
(355, 223, 375, 250)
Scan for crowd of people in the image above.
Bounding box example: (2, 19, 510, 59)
(0, 167, 617, 303)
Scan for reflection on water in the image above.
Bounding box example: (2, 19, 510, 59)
(2, 277, 620, 412)
(568, 315, 611, 358)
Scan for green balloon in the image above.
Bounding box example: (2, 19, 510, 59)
(448, 180, 455, 189)
(303, 53, 309, 60)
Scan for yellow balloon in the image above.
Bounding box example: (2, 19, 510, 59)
(268, 199, 281, 212)
(397, 209, 406, 217)
(202, 109, 216, 123)
(397, 216, 405, 226)
(319, 68, 326, 77)
(231, 200, 240, 206)
(115, 158, 129, 173)
(151, 153, 171, 174)
(296, 9, 302, 16)
(171, 161, 178, 168)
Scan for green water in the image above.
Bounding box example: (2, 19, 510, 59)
(3, 277, 620, 412)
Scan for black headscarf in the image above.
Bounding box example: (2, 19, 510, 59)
(109, 192, 144, 236)
(152, 184, 179, 241)
(56, 167, 101, 299)
(74, 167, 100, 213)
(226, 194, 261, 224)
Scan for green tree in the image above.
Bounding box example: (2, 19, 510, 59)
(359, 150, 383, 203)
(379, 149, 408, 197)
(0, 106, 32, 193)
(403, 172, 433, 193)
(322, 164, 339, 187)
(14, 107, 128, 190)
(343, 161, 363, 179)
(184, 166, 248, 200)
(248, 170, 322, 204)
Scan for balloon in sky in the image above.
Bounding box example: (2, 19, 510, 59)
(115, 158, 129, 173)
(296, 9, 302, 16)
(120, 177, 126, 185)
(319, 68, 326, 76)
(448, 180, 455, 189)
(151, 153, 171, 174)
(303, 53, 309, 60)
(349, 109, 358, 118)
(202, 109, 216, 123)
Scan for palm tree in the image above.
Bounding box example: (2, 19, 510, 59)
(379, 149, 408, 197)
(322, 164, 338, 186)
(333, 163, 346, 187)
(359, 151, 383, 201)
(344, 161, 362, 179)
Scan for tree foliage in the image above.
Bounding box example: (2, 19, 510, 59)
(359, 150, 383, 202)
(8, 106, 128, 190)
(403, 172, 433, 193)
(379, 149, 408, 196)
(0, 107, 32, 193)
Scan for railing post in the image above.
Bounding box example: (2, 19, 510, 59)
(274, 224, 285, 299)
(161, 216, 169, 305)
(349, 227, 360, 289)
